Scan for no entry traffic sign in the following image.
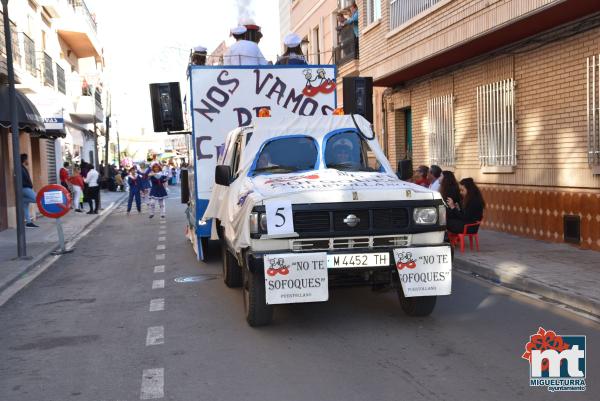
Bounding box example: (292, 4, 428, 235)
(36, 184, 71, 219)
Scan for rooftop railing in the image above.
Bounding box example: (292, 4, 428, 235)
(67, 0, 97, 33)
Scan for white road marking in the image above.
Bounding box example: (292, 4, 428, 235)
(155, 254, 165, 260)
(158, 230, 167, 235)
(149, 298, 165, 312)
(156, 244, 166, 250)
(158, 236, 166, 242)
(146, 326, 164, 346)
(154, 265, 165, 273)
(159, 225, 166, 229)
(152, 279, 165, 289)
(140, 368, 164, 399)
(160, 220, 166, 224)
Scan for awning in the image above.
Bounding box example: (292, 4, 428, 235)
(0, 85, 45, 135)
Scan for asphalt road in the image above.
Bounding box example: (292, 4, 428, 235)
(0, 189, 598, 401)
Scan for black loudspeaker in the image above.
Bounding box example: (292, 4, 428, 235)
(343, 77, 373, 123)
(149, 82, 184, 132)
(180, 168, 190, 204)
(397, 159, 413, 181)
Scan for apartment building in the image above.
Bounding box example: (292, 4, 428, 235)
(0, 0, 106, 231)
(284, 0, 600, 250)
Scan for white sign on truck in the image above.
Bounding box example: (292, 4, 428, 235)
(188, 65, 337, 257)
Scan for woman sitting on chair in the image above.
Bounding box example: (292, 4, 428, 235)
(446, 178, 485, 234)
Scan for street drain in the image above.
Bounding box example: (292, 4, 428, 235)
(174, 275, 219, 283)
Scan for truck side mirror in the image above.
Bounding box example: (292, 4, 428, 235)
(215, 165, 232, 186)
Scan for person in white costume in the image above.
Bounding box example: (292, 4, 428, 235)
(223, 26, 268, 66)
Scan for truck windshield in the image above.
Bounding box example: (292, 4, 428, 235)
(252, 136, 318, 176)
(324, 130, 382, 172)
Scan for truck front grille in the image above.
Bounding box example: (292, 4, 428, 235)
(290, 235, 410, 251)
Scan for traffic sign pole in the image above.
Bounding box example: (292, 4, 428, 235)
(36, 185, 74, 255)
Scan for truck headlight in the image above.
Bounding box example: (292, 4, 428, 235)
(249, 212, 259, 233)
(413, 207, 437, 225)
(259, 214, 268, 232)
(438, 205, 446, 226)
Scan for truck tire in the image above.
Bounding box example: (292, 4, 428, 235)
(243, 266, 273, 327)
(397, 289, 437, 317)
(221, 244, 243, 288)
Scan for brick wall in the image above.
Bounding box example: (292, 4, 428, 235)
(380, 24, 600, 250)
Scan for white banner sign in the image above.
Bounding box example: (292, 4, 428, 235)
(43, 191, 63, 205)
(265, 199, 294, 235)
(264, 252, 328, 305)
(190, 66, 337, 200)
(393, 246, 452, 297)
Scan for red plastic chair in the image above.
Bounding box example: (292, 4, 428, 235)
(448, 220, 482, 253)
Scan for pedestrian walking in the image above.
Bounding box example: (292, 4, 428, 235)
(126, 167, 142, 214)
(84, 164, 100, 214)
(140, 163, 152, 207)
(20, 154, 38, 228)
(148, 162, 168, 219)
(68, 168, 85, 212)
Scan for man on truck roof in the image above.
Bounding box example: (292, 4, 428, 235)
(223, 25, 268, 66)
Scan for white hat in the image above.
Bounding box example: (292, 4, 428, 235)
(193, 45, 207, 53)
(230, 26, 247, 35)
(283, 32, 302, 48)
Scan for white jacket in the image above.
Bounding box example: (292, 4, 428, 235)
(85, 168, 99, 187)
(223, 40, 268, 65)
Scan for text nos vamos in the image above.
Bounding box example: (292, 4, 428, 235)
(194, 69, 335, 125)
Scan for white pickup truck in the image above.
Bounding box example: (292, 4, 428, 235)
(203, 113, 452, 326)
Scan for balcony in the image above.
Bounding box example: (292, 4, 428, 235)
(22, 34, 37, 78)
(389, 0, 442, 30)
(56, 0, 101, 60)
(334, 24, 358, 67)
(56, 64, 66, 94)
(72, 83, 103, 123)
(0, 13, 21, 82)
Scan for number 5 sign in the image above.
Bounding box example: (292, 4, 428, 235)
(265, 200, 294, 235)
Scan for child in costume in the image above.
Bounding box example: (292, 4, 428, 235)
(127, 166, 142, 214)
(148, 162, 168, 218)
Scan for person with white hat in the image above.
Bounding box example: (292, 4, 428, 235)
(191, 45, 207, 66)
(223, 25, 268, 65)
(276, 32, 307, 65)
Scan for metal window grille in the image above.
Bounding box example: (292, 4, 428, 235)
(43, 52, 54, 87)
(366, 0, 382, 25)
(56, 63, 65, 94)
(476, 79, 516, 166)
(587, 55, 600, 165)
(0, 15, 21, 67)
(427, 94, 455, 166)
(22, 33, 36, 77)
(389, 0, 441, 30)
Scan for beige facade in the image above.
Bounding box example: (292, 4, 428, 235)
(285, 0, 600, 250)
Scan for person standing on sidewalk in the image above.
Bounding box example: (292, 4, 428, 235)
(84, 165, 100, 214)
(20, 154, 38, 228)
(68, 168, 85, 213)
(148, 162, 168, 219)
(126, 167, 142, 215)
(59, 162, 70, 190)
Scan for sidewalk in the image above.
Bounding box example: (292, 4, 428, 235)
(453, 229, 600, 317)
(0, 190, 127, 295)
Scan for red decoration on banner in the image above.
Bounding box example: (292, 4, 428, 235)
(267, 267, 290, 276)
(396, 260, 416, 270)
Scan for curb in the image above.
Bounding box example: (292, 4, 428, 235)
(0, 193, 127, 300)
(453, 257, 600, 318)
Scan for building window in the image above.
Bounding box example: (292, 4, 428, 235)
(22, 33, 37, 77)
(56, 64, 66, 94)
(587, 55, 600, 165)
(427, 94, 455, 166)
(43, 52, 54, 87)
(366, 0, 382, 25)
(476, 79, 516, 167)
(389, 0, 442, 30)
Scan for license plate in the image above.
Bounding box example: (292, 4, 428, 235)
(327, 253, 389, 268)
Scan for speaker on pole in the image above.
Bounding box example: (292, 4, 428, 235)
(343, 77, 373, 123)
(149, 82, 184, 132)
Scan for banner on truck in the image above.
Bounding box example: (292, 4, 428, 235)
(189, 65, 337, 203)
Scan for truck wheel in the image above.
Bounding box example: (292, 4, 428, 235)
(243, 267, 273, 327)
(397, 289, 437, 317)
(221, 244, 243, 288)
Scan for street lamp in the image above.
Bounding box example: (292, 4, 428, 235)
(2, 0, 27, 258)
